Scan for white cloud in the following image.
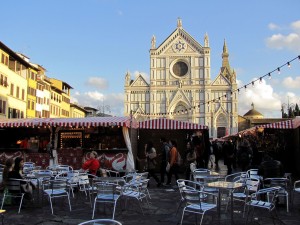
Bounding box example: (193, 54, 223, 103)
(238, 78, 282, 118)
(266, 20, 300, 52)
(268, 23, 280, 31)
(85, 77, 108, 89)
(283, 76, 300, 89)
(71, 90, 124, 116)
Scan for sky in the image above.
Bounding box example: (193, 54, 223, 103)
(1, 0, 300, 118)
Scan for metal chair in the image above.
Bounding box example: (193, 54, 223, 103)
(245, 187, 282, 225)
(1, 179, 25, 213)
(176, 179, 199, 216)
(292, 179, 300, 205)
(92, 182, 121, 219)
(121, 179, 150, 215)
(180, 189, 217, 225)
(264, 177, 290, 212)
(78, 219, 122, 225)
(226, 177, 260, 217)
(43, 178, 72, 214)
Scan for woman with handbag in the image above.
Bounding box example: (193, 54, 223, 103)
(8, 157, 35, 201)
(184, 141, 196, 180)
(166, 140, 180, 186)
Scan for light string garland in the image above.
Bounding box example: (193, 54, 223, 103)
(133, 55, 300, 117)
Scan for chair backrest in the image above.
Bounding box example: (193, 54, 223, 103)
(49, 179, 68, 191)
(251, 186, 280, 204)
(264, 177, 289, 191)
(245, 177, 260, 193)
(57, 165, 73, 173)
(95, 182, 119, 199)
(182, 189, 213, 210)
(78, 219, 122, 225)
(34, 170, 53, 179)
(225, 172, 247, 182)
(247, 169, 259, 178)
(6, 179, 23, 193)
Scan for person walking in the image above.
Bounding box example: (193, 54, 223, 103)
(184, 141, 196, 180)
(159, 137, 171, 185)
(145, 141, 161, 187)
(166, 140, 180, 185)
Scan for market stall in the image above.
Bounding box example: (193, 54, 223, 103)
(221, 117, 300, 175)
(0, 116, 138, 171)
(137, 118, 209, 171)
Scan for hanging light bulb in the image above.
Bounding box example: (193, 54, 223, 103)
(298, 55, 300, 61)
(277, 67, 281, 74)
(259, 77, 263, 84)
(244, 85, 247, 92)
(238, 89, 240, 95)
(287, 62, 291, 68)
(268, 73, 272, 80)
(230, 91, 233, 98)
(252, 81, 255, 87)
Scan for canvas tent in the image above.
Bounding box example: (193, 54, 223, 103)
(0, 116, 138, 170)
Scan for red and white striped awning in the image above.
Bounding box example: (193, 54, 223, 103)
(139, 118, 208, 130)
(0, 116, 138, 128)
(257, 119, 294, 129)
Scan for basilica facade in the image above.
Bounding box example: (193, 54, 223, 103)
(124, 19, 238, 138)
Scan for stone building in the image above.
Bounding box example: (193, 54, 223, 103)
(124, 18, 238, 138)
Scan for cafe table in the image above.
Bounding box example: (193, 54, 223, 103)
(206, 181, 245, 224)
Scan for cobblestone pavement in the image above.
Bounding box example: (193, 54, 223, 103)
(2, 162, 300, 225)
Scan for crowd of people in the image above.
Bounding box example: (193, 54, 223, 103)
(139, 132, 290, 187)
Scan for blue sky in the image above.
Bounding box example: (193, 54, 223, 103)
(1, 0, 300, 118)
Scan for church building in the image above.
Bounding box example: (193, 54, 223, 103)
(124, 18, 238, 138)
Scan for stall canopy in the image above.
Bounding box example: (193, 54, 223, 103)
(139, 118, 208, 130)
(220, 117, 300, 140)
(0, 116, 138, 170)
(0, 116, 138, 128)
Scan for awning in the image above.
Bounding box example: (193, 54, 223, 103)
(138, 118, 208, 130)
(257, 119, 294, 129)
(0, 116, 138, 128)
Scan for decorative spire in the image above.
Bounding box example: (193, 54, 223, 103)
(177, 17, 182, 28)
(222, 39, 230, 68)
(204, 32, 209, 47)
(151, 35, 156, 49)
(223, 39, 228, 53)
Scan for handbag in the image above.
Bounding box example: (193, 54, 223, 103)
(21, 182, 33, 194)
(166, 162, 171, 173)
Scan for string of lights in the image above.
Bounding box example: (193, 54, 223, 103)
(133, 55, 300, 117)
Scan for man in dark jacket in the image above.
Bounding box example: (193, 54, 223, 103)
(258, 154, 284, 179)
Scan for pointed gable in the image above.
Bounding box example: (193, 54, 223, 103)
(154, 27, 204, 56)
(130, 74, 149, 87)
(169, 89, 192, 108)
(211, 73, 231, 86)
